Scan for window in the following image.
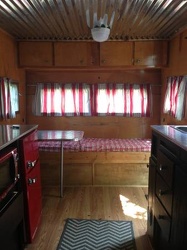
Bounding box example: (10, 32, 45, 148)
(94, 83, 151, 117)
(33, 83, 91, 116)
(33, 82, 151, 117)
(9, 82, 19, 116)
(0, 77, 19, 119)
(163, 76, 187, 120)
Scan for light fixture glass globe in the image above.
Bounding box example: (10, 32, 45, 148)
(91, 27, 110, 42)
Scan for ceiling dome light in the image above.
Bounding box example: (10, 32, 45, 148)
(91, 27, 110, 42)
(86, 10, 115, 42)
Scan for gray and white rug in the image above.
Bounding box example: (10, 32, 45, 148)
(57, 218, 136, 250)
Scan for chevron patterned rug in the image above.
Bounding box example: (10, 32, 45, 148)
(56, 218, 136, 250)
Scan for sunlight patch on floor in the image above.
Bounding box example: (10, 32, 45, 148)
(119, 194, 147, 220)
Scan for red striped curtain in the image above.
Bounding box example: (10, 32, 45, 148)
(94, 83, 151, 117)
(33, 83, 92, 116)
(163, 76, 186, 120)
(33, 82, 151, 117)
(0, 77, 19, 119)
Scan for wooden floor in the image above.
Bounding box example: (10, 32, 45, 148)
(25, 186, 153, 250)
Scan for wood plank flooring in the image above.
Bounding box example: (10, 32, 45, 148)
(24, 186, 153, 250)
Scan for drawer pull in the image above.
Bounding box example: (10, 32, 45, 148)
(27, 160, 37, 168)
(148, 207, 153, 226)
(28, 178, 37, 185)
(158, 189, 170, 196)
(158, 189, 163, 196)
(158, 215, 167, 220)
(159, 164, 167, 171)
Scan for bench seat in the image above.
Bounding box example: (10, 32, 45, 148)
(38, 138, 151, 152)
(38, 138, 151, 188)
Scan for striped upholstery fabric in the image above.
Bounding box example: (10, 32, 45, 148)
(38, 138, 151, 152)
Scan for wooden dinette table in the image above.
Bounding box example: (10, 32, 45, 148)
(37, 130, 84, 197)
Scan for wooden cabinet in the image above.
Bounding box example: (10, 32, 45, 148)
(100, 41, 133, 66)
(18, 40, 168, 68)
(134, 41, 168, 67)
(171, 164, 187, 247)
(54, 41, 133, 67)
(147, 157, 156, 241)
(148, 130, 187, 250)
(18, 42, 53, 67)
(54, 42, 99, 67)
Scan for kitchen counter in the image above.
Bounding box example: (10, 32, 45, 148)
(0, 124, 38, 150)
(151, 125, 187, 152)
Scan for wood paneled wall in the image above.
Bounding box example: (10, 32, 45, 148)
(0, 29, 26, 125)
(161, 29, 187, 125)
(1, 26, 186, 130)
(26, 69, 161, 138)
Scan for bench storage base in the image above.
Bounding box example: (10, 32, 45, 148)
(39, 151, 150, 187)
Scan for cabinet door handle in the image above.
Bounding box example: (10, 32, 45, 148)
(159, 164, 166, 171)
(158, 215, 166, 220)
(15, 153, 19, 162)
(28, 178, 37, 185)
(148, 207, 153, 226)
(158, 189, 163, 196)
(158, 189, 170, 196)
(27, 160, 37, 168)
(16, 174, 20, 180)
(135, 59, 141, 64)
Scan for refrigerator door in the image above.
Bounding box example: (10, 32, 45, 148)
(20, 130, 39, 174)
(19, 130, 42, 243)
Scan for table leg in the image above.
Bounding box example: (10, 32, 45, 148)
(60, 141, 63, 197)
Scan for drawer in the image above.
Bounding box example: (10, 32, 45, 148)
(156, 173, 173, 215)
(157, 150, 174, 188)
(154, 197, 171, 242)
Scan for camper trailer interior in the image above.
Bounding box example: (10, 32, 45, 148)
(0, 0, 187, 249)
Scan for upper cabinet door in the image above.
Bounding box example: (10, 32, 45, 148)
(100, 42, 133, 66)
(18, 40, 168, 68)
(54, 42, 99, 67)
(18, 42, 53, 67)
(134, 41, 168, 67)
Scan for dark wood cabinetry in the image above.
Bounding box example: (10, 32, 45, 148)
(0, 192, 25, 250)
(148, 129, 187, 250)
(171, 163, 187, 247)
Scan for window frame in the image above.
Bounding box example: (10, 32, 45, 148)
(33, 82, 152, 118)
